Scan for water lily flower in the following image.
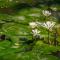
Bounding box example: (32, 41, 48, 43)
(29, 22, 37, 28)
(42, 10, 51, 16)
(43, 21, 56, 30)
(32, 29, 41, 36)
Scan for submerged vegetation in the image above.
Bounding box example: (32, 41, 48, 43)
(0, 0, 60, 60)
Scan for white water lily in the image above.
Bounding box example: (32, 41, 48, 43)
(43, 21, 56, 30)
(36, 21, 56, 30)
(29, 22, 37, 28)
(42, 10, 51, 16)
(32, 29, 40, 34)
(32, 29, 41, 36)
